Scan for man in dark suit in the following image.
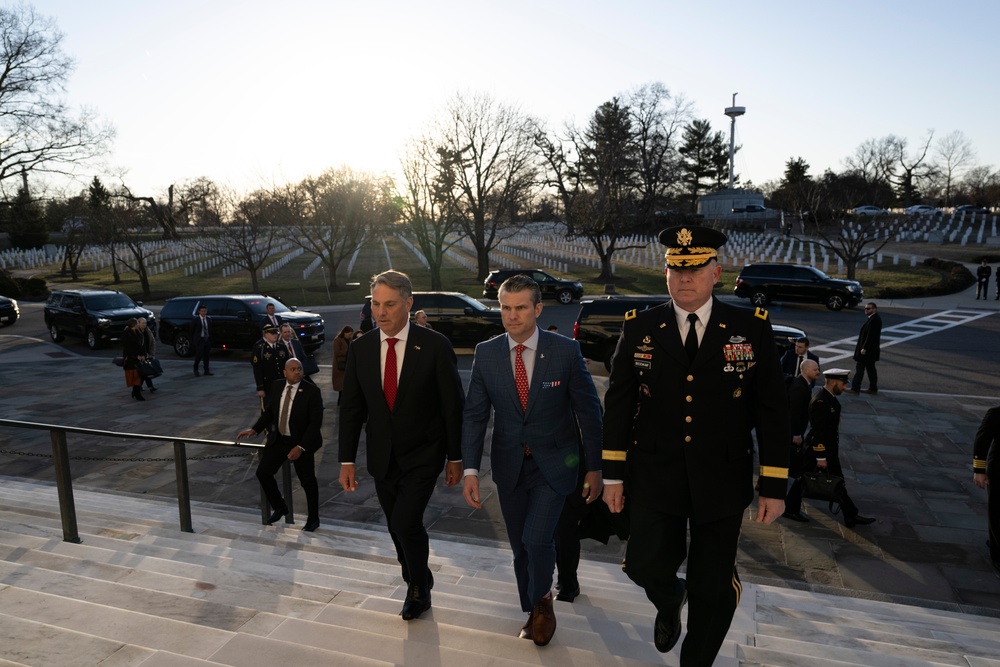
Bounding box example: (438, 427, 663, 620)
(237, 358, 324, 532)
(279, 323, 318, 378)
(190, 304, 213, 376)
(261, 301, 283, 329)
(462, 275, 603, 647)
(849, 302, 882, 394)
(973, 405, 1000, 572)
(780, 336, 820, 384)
(782, 359, 821, 522)
(339, 270, 465, 622)
(602, 225, 790, 666)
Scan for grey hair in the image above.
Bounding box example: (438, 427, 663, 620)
(371, 270, 413, 299)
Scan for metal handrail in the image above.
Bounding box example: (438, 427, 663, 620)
(0, 418, 297, 544)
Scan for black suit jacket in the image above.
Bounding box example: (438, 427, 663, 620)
(261, 314, 283, 329)
(787, 375, 813, 439)
(854, 313, 882, 362)
(190, 316, 211, 344)
(251, 379, 324, 452)
(780, 349, 819, 377)
(338, 323, 464, 480)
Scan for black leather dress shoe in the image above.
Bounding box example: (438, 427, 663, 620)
(555, 582, 580, 602)
(302, 518, 319, 532)
(845, 515, 875, 527)
(267, 508, 288, 525)
(782, 511, 810, 522)
(400, 583, 431, 620)
(654, 581, 687, 653)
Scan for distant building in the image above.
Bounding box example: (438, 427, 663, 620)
(697, 188, 765, 218)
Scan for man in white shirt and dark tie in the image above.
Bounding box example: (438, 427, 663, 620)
(780, 336, 819, 386)
(237, 358, 324, 532)
(190, 304, 213, 376)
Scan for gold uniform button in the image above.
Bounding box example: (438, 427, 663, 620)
(685, 416, 692, 423)
(684, 436, 692, 443)
(685, 395, 693, 403)
(739, 374, 744, 379)
(686, 374, 694, 381)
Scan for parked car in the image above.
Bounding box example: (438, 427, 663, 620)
(954, 204, 991, 215)
(851, 206, 888, 216)
(158, 295, 325, 357)
(573, 294, 806, 371)
(904, 204, 939, 216)
(733, 263, 863, 311)
(364, 292, 504, 347)
(44, 289, 155, 350)
(0, 295, 18, 326)
(483, 269, 584, 304)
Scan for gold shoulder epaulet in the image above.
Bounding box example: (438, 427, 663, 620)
(624, 309, 638, 321)
(754, 307, 769, 320)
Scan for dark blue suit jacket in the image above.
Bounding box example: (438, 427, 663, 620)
(190, 315, 211, 344)
(461, 329, 602, 496)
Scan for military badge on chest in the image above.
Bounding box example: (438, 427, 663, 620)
(633, 342, 654, 370)
(723, 337, 754, 373)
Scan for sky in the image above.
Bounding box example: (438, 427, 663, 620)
(22, 0, 1000, 199)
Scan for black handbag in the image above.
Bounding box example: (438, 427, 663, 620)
(798, 469, 845, 503)
(148, 358, 163, 376)
(137, 359, 161, 379)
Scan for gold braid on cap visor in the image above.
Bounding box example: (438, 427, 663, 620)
(664, 247, 718, 267)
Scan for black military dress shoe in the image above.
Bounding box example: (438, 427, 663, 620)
(782, 511, 810, 522)
(267, 508, 288, 525)
(400, 583, 431, 620)
(845, 515, 875, 527)
(555, 582, 580, 602)
(302, 518, 320, 532)
(654, 581, 687, 653)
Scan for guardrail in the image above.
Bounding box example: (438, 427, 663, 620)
(0, 418, 298, 543)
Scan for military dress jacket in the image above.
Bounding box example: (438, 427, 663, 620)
(805, 388, 841, 459)
(973, 406, 999, 476)
(601, 298, 790, 524)
(251, 340, 289, 392)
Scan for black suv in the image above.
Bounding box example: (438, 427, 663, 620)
(364, 292, 504, 348)
(158, 295, 325, 357)
(733, 263, 863, 311)
(0, 295, 18, 326)
(574, 295, 805, 370)
(483, 269, 584, 304)
(44, 289, 156, 350)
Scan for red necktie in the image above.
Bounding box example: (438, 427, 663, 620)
(384, 337, 398, 411)
(514, 344, 529, 411)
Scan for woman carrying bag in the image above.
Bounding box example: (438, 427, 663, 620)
(331, 325, 353, 405)
(138, 316, 158, 393)
(122, 318, 146, 402)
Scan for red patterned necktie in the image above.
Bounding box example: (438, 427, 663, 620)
(384, 337, 398, 411)
(514, 344, 529, 411)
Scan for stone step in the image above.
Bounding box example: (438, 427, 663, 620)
(2, 477, 999, 666)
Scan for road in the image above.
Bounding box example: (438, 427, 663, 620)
(7, 295, 1000, 396)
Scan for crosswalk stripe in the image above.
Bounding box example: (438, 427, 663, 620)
(811, 309, 997, 364)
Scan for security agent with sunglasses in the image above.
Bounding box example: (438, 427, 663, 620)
(601, 225, 790, 667)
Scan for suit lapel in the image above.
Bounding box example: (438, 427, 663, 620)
(394, 328, 423, 409)
(524, 332, 552, 419)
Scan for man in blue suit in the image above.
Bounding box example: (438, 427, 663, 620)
(462, 274, 603, 647)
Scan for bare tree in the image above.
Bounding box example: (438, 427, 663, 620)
(808, 215, 905, 281)
(279, 167, 397, 290)
(199, 188, 281, 293)
(117, 178, 220, 240)
(934, 131, 976, 206)
(399, 135, 462, 290)
(847, 133, 936, 206)
(0, 5, 113, 194)
(436, 92, 539, 281)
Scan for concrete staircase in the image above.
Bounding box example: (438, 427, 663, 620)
(0, 476, 997, 667)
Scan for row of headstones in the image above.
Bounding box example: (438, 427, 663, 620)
(260, 246, 304, 280)
(219, 241, 297, 278)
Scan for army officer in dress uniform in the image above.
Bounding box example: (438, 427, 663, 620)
(252, 325, 290, 413)
(602, 225, 790, 667)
